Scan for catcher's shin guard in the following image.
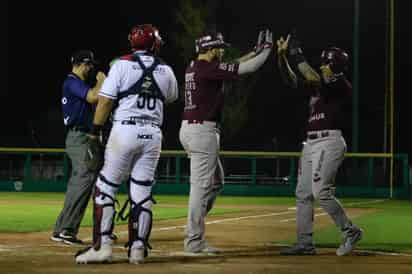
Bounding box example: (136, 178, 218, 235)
(93, 186, 116, 249)
(127, 195, 156, 257)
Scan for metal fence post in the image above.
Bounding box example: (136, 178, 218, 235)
(251, 157, 257, 184)
(367, 158, 374, 193)
(24, 153, 32, 183)
(175, 155, 181, 184)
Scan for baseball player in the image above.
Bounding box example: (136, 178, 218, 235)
(75, 24, 178, 264)
(179, 28, 273, 254)
(51, 50, 105, 245)
(276, 32, 363, 256)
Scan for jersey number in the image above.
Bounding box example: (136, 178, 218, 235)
(137, 93, 156, 110)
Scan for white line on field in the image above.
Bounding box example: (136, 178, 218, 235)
(84, 199, 386, 242)
(84, 211, 296, 241)
(279, 212, 328, 223)
(3, 199, 406, 257)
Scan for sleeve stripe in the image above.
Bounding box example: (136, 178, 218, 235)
(99, 91, 117, 99)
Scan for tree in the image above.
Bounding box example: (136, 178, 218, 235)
(171, 0, 261, 145)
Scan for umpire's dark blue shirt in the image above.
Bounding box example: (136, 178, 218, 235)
(62, 73, 93, 129)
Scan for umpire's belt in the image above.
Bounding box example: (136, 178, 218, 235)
(67, 125, 89, 133)
(307, 130, 341, 140)
(183, 119, 220, 128)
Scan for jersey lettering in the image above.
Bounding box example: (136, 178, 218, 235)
(184, 72, 196, 110)
(308, 112, 325, 122)
(136, 93, 157, 111)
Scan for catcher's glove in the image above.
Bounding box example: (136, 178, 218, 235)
(85, 137, 104, 172)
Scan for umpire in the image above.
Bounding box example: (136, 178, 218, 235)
(50, 50, 106, 245)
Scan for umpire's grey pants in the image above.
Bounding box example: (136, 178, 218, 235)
(296, 132, 353, 246)
(53, 130, 95, 235)
(179, 121, 224, 252)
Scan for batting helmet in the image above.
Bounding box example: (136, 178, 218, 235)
(320, 47, 349, 73)
(195, 31, 230, 54)
(128, 24, 163, 52)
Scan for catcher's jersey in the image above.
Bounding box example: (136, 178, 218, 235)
(182, 59, 239, 122)
(306, 76, 352, 131)
(100, 51, 178, 125)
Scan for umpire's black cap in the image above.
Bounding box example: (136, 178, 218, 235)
(71, 50, 98, 65)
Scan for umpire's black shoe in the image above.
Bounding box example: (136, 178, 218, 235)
(58, 231, 84, 245)
(280, 244, 316, 255)
(50, 233, 63, 242)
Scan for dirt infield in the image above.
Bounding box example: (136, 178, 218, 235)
(1, 204, 411, 274)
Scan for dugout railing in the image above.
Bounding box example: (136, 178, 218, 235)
(0, 148, 409, 199)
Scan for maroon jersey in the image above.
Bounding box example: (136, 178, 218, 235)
(306, 76, 352, 131)
(182, 59, 239, 122)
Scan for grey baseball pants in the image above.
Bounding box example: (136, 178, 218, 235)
(179, 121, 224, 252)
(296, 130, 353, 245)
(53, 130, 95, 236)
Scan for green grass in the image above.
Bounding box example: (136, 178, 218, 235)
(1, 193, 411, 254)
(0, 192, 239, 232)
(313, 199, 412, 253)
(277, 199, 412, 253)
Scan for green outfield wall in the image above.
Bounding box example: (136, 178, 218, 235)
(0, 148, 409, 199)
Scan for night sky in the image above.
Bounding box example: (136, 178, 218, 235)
(3, 1, 410, 156)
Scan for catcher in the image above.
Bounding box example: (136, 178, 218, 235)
(75, 24, 178, 264)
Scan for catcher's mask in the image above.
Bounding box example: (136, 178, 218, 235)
(128, 24, 163, 53)
(195, 31, 230, 54)
(320, 47, 349, 73)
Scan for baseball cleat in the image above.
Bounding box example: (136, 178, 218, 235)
(50, 233, 63, 242)
(336, 227, 363, 256)
(75, 244, 112, 264)
(129, 247, 146, 264)
(280, 244, 316, 255)
(59, 233, 85, 245)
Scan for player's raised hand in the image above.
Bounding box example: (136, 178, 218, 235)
(288, 29, 303, 57)
(277, 34, 290, 56)
(264, 29, 273, 48)
(254, 30, 265, 54)
(255, 29, 273, 54)
(96, 71, 106, 83)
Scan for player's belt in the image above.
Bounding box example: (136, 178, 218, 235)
(119, 119, 159, 128)
(67, 125, 89, 133)
(184, 119, 220, 128)
(307, 130, 341, 140)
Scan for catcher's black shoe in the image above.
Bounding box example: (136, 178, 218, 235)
(280, 244, 316, 255)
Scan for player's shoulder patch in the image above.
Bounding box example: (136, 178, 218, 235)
(119, 54, 134, 61)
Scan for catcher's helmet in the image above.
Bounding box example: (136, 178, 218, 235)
(195, 31, 230, 54)
(320, 47, 349, 73)
(128, 24, 163, 52)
